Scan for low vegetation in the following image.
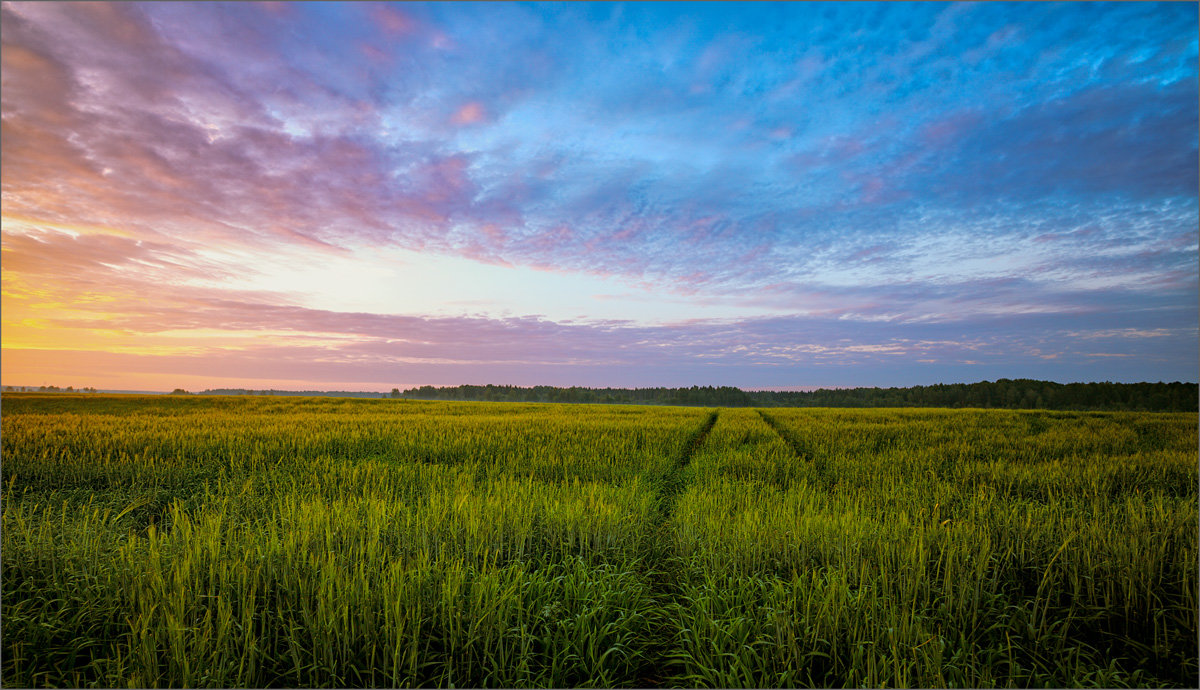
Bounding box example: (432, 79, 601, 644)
(2, 394, 1195, 687)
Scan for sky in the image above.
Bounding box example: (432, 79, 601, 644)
(2, 1, 1197, 392)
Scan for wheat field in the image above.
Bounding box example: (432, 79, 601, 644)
(2, 394, 1195, 687)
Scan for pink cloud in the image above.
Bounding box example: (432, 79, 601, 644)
(859, 176, 886, 203)
(5, 227, 1029, 385)
(479, 223, 511, 246)
(370, 4, 416, 37)
(451, 101, 488, 126)
(0, 9, 478, 255)
(1, 1, 802, 297)
(257, 2, 294, 18)
(919, 109, 985, 147)
(8, 223, 1184, 388)
(0, 2, 491, 260)
(522, 226, 575, 254)
(359, 42, 391, 65)
(824, 135, 866, 159)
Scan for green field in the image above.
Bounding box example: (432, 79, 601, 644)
(2, 394, 1196, 688)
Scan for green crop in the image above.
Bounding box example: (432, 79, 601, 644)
(2, 394, 1195, 687)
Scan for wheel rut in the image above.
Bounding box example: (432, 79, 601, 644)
(757, 409, 832, 490)
(654, 409, 718, 521)
(638, 408, 719, 688)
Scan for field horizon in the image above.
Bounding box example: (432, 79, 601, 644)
(3, 378, 1196, 413)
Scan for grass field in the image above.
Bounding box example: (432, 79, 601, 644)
(2, 394, 1196, 688)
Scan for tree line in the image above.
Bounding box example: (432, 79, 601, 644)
(6, 380, 1194, 411)
(395, 380, 1198, 412)
(2, 385, 98, 393)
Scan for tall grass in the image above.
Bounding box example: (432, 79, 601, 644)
(667, 408, 1197, 687)
(2, 395, 1195, 687)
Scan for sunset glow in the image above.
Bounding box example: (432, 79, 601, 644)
(2, 1, 1196, 391)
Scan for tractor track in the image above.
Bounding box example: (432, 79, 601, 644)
(637, 408, 719, 687)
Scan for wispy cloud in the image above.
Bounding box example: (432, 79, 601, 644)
(2, 1, 1196, 388)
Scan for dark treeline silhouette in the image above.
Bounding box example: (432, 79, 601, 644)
(8, 381, 1193, 411)
(398, 384, 755, 407)
(397, 380, 1198, 412)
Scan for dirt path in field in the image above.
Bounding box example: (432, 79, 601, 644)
(654, 408, 719, 520)
(637, 408, 719, 687)
(757, 409, 832, 489)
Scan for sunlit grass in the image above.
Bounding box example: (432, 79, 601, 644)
(2, 394, 1195, 687)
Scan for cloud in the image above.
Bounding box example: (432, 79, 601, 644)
(370, 4, 416, 37)
(2, 1, 1195, 387)
(5, 227, 1196, 387)
(4, 1, 1194, 286)
(912, 80, 1198, 203)
(450, 101, 487, 126)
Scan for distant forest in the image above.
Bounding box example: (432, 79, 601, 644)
(396, 380, 1198, 412)
(7, 380, 1194, 412)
